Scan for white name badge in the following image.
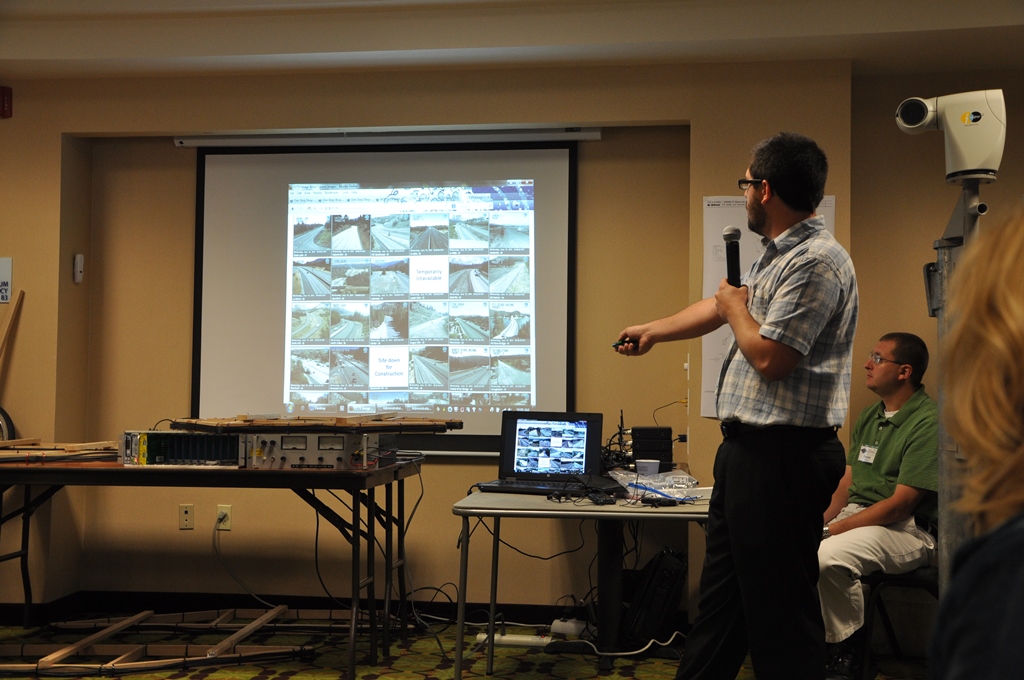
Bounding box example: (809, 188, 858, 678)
(858, 445, 878, 464)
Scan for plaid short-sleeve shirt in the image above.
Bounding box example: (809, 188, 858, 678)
(715, 216, 858, 427)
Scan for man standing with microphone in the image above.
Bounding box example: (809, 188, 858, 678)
(616, 132, 858, 679)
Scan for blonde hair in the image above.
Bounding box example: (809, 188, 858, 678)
(944, 207, 1024, 532)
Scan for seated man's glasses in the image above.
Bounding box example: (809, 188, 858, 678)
(738, 178, 764, 191)
(868, 352, 902, 365)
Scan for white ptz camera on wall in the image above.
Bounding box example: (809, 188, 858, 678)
(895, 89, 1006, 184)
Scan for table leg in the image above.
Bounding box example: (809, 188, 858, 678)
(19, 485, 34, 628)
(1, 485, 63, 628)
(397, 479, 408, 642)
(366, 488, 377, 665)
(455, 515, 470, 679)
(383, 483, 394, 656)
(349, 492, 361, 680)
(487, 517, 500, 674)
(597, 518, 625, 671)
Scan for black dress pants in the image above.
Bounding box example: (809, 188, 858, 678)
(676, 425, 846, 680)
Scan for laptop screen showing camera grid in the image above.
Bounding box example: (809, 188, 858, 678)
(509, 417, 589, 477)
(497, 410, 603, 483)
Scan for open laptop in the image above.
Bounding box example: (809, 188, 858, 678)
(476, 410, 621, 496)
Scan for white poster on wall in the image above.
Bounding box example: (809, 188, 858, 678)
(0, 258, 11, 303)
(700, 196, 836, 418)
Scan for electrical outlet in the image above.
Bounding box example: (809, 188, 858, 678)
(217, 504, 232, 530)
(178, 503, 194, 530)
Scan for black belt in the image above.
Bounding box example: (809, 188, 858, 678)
(720, 421, 839, 439)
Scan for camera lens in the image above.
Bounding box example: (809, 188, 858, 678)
(897, 99, 929, 127)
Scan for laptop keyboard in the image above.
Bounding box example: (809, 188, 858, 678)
(478, 479, 587, 495)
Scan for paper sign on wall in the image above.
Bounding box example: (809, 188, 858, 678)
(0, 258, 12, 304)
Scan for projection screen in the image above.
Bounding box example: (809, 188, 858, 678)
(192, 144, 576, 439)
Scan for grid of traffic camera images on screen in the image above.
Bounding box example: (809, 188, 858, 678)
(512, 419, 588, 474)
(285, 182, 535, 417)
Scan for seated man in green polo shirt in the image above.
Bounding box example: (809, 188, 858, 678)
(819, 332, 938, 680)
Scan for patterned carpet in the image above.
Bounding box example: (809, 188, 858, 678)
(0, 616, 928, 679)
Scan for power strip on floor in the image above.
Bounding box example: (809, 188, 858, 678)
(474, 633, 550, 647)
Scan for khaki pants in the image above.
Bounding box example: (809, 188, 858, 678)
(818, 503, 936, 643)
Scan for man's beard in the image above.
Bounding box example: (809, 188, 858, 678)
(747, 200, 767, 237)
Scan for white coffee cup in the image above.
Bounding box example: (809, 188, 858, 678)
(635, 459, 660, 476)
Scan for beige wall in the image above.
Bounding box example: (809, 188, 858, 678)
(0, 58, 864, 609)
(850, 72, 1024, 418)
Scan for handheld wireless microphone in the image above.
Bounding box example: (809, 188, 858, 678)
(723, 225, 742, 287)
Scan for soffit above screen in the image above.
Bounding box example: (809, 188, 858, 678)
(174, 127, 602, 147)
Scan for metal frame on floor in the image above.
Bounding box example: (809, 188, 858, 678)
(0, 606, 312, 674)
